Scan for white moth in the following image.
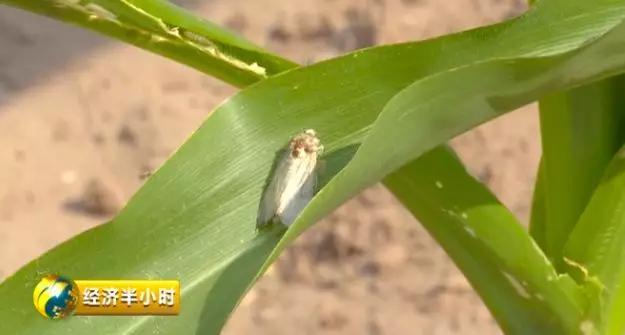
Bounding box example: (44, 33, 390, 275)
(257, 129, 323, 227)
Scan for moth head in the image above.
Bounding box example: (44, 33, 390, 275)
(290, 129, 321, 157)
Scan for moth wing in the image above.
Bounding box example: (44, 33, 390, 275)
(277, 158, 317, 226)
(298, 166, 316, 198)
(256, 150, 290, 227)
(257, 184, 278, 227)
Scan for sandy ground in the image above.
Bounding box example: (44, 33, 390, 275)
(0, 0, 536, 334)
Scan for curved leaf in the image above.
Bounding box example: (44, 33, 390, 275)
(535, 79, 625, 268)
(1, 0, 296, 87)
(564, 144, 625, 335)
(385, 147, 584, 334)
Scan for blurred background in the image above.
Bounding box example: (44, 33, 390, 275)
(0, 0, 534, 334)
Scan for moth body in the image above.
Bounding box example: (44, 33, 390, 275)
(257, 129, 323, 227)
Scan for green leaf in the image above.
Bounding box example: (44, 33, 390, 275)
(385, 147, 585, 334)
(529, 159, 548, 250)
(534, 78, 625, 268)
(564, 143, 625, 335)
(1, 0, 296, 87)
(3, 0, 625, 334)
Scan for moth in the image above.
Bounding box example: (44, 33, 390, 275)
(257, 129, 323, 227)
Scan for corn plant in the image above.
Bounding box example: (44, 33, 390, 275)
(2, 0, 625, 334)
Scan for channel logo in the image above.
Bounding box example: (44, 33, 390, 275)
(33, 274, 180, 319)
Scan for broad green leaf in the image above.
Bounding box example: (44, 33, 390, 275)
(385, 147, 585, 334)
(1, 0, 296, 87)
(534, 79, 625, 268)
(564, 144, 625, 335)
(3, 0, 625, 334)
(308, 19, 625, 233)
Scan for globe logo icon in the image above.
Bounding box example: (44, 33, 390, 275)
(33, 274, 79, 319)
